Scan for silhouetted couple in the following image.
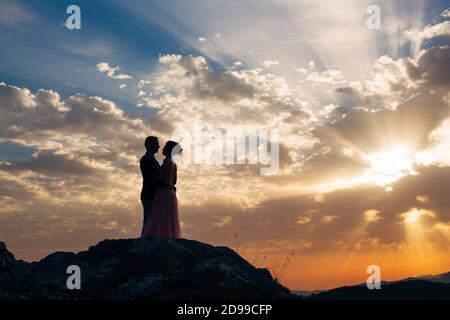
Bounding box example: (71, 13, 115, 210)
(140, 136, 181, 238)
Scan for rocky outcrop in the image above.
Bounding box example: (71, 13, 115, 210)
(0, 242, 17, 273)
(0, 238, 297, 300)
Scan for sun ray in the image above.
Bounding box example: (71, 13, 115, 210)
(363, 144, 417, 187)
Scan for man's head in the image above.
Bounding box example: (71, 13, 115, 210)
(144, 136, 160, 154)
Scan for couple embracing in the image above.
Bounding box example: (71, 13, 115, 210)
(140, 136, 182, 238)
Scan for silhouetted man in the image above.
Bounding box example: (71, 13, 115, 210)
(140, 136, 161, 235)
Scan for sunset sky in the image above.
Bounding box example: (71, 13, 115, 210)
(1, 0, 449, 291)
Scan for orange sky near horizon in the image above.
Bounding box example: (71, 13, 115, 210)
(244, 246, 450, 290)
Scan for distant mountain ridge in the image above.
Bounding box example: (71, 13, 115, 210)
(307, 271, 450, 300)
(409, 272, 450, 284)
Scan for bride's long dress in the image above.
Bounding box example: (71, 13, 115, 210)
(141, 157, 181, 238)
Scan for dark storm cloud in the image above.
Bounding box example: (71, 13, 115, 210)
(0, 150, 98, 176)
(404, 46, 450, 87)
(314, 89, 449, 153)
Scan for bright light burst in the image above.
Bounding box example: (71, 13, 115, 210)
(402, 208, 434, 224)
(363, 145, 417, 187)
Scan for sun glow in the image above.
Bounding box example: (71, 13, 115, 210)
(363, 145, 417, 187)
(402, 208, 434, 224)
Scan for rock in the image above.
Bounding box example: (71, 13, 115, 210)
(0, 241, 17, 273)
(0, 238, 298, 300)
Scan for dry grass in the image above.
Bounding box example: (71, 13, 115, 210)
(232, 232, 295, 285)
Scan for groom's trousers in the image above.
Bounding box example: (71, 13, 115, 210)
(141, 199, 153, 235)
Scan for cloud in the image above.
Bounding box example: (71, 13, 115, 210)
(151, 55, 309, 132)
(0, 82, 36, 115)
(133, 48, 448, 200)
(96, 62, 133, 80)
(0, 1, 35, 27)
(179, 164, 450, 254)
(335, 86, 359, 96)
(299, 86, 450, 187)
(0, 82, 148, 152)
(417, 119, 450, 167)
(294, 67, 308, 74)
(307, 69, 346, 85)
(325, 89, 447, 146)
(404, 46, 450, 87)
(156, 55, 256, 102)
(0, 150, 100, 177)
(333, 46, 450, 110)
(262, 60, 280, 68)
(404, 21, 450, 42)
(62, 41, 112, 58)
